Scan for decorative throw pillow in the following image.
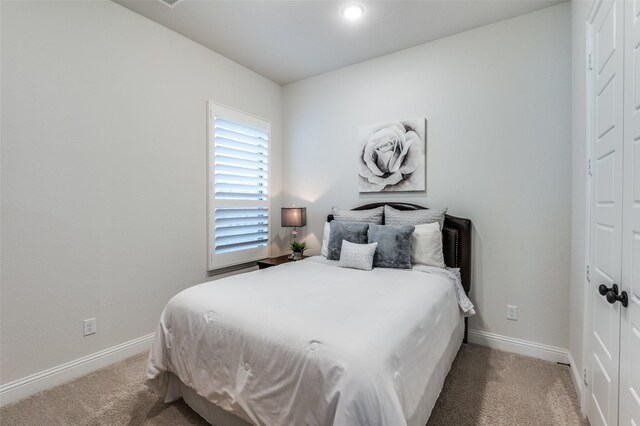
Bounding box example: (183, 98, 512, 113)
(368, 224, 415, 269)
(320, 222, 331, 257)
(411, 222, 445, 268)
(339, 240, 378, 271)
(384, 205, 448, 230)
(332, 206, 383, 224)
(327, 222, 369, 260)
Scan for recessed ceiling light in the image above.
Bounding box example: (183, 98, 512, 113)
(341, 3, 364, 20)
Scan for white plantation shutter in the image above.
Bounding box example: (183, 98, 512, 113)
(208, 103, 270, 271)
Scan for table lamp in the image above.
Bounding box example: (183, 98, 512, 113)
(281, 207, 307, 242)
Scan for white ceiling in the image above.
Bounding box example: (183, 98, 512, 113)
(114, 0, 565, 85)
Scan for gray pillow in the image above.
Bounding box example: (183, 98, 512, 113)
(384, 205, 447, 230)
(327, 222, 369, 260)
(339, 240, 378, 271)
(368, 224, 415, 269)
(332, 206, 383, 224)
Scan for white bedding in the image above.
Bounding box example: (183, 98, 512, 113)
(147, 257, 471, 426)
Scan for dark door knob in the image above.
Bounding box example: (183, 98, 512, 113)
(606, 290, 629, 307)
(599, 284, 618, 296)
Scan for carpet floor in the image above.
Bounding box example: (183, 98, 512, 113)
(0, 344, 588, 426)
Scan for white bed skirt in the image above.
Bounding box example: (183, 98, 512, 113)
(163, 320, 465, 426)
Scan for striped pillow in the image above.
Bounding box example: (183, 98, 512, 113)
(384, 205, 447, 230)
(332, 206, 383, 224)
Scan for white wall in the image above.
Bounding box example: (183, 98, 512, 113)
(568, 0, 593, 405)
(283, 4, 572, 349)
(0, 0, 283, 385)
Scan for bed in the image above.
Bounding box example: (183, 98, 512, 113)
(146, 203, 473, 426)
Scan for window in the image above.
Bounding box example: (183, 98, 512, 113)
(208, 102, 270, 271)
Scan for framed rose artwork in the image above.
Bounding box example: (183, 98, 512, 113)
(358, 119, 426, 192)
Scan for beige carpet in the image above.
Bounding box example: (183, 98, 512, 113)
(0, 344, 588, 426)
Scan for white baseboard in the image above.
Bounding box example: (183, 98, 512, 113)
(0, 329, 577, 408)
(468, 329, 569, 363)
(0, 332, 155, 407)
(566, 351, 584, 404)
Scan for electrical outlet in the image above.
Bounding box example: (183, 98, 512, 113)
(83, 317, 96, 336)
(507, 305, 518, 321)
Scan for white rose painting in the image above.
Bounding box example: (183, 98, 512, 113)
(358, 119, 426, 192)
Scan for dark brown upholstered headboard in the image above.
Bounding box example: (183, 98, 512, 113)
(326, 203, 472, 295)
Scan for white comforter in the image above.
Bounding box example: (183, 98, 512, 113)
(147, 257, 469, 426)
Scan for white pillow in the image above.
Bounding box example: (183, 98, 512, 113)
(411, 222, 445, 268)
(339, 240, 378, 271)
(321, 222, 331, 257)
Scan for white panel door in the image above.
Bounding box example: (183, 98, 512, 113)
(619, 0, 640, 424)
(588, 1, 625, 425)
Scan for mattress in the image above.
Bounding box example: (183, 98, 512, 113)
(147, 257, 470, 426)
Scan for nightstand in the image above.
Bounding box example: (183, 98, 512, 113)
(257, 254, 305, 269)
